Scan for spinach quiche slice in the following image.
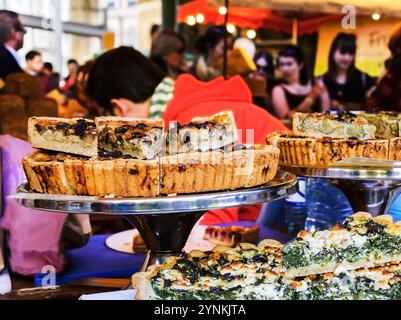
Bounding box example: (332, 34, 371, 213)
(167, 111, 238, 155)
(282, 212, 401, 277)
(28, 117, 98, 157)
(292, 112, 376, 140)
(96, 117, 164, 160)
(132, 240, 285, 300)
(284, 262, 401, 300)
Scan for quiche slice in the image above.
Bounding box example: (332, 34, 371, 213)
(22, 150, 160, 197)
(266, 133, 389, 168)
(95, 117, 164, 160)
(167, 111, 238, 155)
(361, 112, 401, 139)
(160, 144, 279, 195)
(292, 112, 376, 140)
(203, 225, 260, 247)
(132, 239, 285, 300)
(282, 212, 401, 277)
(285, 262, 401, 300)
(28, 117, 98, 157)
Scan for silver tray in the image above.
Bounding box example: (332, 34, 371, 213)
(281, 165, 401, 180)
(12, 170, 298, 215)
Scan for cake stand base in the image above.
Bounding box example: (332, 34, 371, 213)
(330, 179, 401, 217)
(128, 211, 205, 271)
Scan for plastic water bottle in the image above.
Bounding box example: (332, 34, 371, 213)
(305, 178, 353, 232)
(388, 194, 401, 222)
(284, 178, 308, 236)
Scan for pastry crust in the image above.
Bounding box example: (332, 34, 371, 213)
(160, 145, 279, 194)
(389, 137, 401, 161)
(267, 133, 389, 167)
(23, 145, 279, 197)
(132, 272, 158, 300)
(23, 151, 159, 197)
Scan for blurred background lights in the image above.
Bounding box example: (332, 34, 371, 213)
(372, 12, 381, 21)
(218, 6, 227, 15)
(186, 15, 196, 26)
(195, 13, 205, 24)
(226, 23, 236, 34)
(246, 29, 257, 39)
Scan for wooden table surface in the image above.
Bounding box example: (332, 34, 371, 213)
(0, 274, 125, 300)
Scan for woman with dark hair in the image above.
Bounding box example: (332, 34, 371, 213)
(150, 29, 186, 80)
(272, 45, 329, 119)
(254, 49, 275, 92)
(367, 23, 401, 111)
(191, 26, 228, 81)
(321, 33, 375, 111)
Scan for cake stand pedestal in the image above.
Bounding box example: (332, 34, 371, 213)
(13, 170, 297, 271)
(282, 165, 401, 216)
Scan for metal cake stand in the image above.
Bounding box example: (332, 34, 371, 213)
(282, 163, 401, 216)
(13, 170, 297, 270)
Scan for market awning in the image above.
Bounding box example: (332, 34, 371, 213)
(205, 0, 401, 17)
(177, 0, 342, 35)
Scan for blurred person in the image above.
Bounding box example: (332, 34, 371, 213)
(190, 26, 227, 81)
(367, 23, 401, 111)
(87, 46, 289, 224)
(254, 49, 276, 94)
(87, 46, 167, 119)
(61, 58, 80, 99)
(272, 45, 329, 119)
(0, 10, 25, 80)
(75, 60, 100, 118)
(150, 29, 186, 79)
(150, 24, 160, 39)
(320, 33, 375, 111)
(41, 62, 60, 93)
(24, 50, 44, 76)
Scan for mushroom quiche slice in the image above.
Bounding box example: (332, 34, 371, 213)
(28, 117, 98, 157)
(96, 117, 164, 160)
(167, 111, 238, 155)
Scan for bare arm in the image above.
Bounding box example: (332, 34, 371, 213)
(271, 86, 291, 119)
(317, 78, 330, 112)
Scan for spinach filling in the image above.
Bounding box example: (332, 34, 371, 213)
(283, 219, 401, 269)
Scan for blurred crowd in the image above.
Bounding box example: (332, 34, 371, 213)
(3, 9, 401, 275)
(2, 9, 401, 126)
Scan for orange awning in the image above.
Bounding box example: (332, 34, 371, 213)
(177, 0, 342, 35)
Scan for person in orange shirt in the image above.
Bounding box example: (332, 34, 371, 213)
(86, 46, 289, 224)
(163, 74, 289, 224)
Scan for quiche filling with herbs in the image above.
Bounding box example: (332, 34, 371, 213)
(283, 212, 401, 276)
(293, 111, 401, 140)
(286, 263, 401, 300)
(293, 112, 376, 140)
(132, 213, 401, 300)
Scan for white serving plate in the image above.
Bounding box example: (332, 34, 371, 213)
(105, 223, 215, 254)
